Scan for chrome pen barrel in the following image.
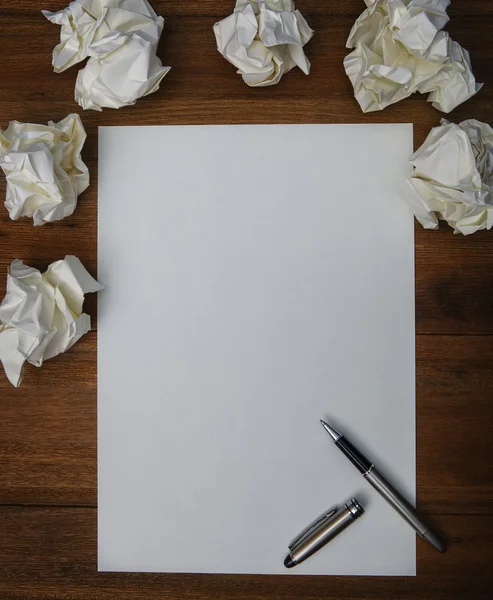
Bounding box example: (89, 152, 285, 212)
(365, 468, 427, 534)
(320, 420, 447, 554)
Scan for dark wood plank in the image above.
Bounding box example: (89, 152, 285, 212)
(0, 3, 491, 148)
(415, 228, 493, 334)
(1, 335, 492, 513)
(0, 340, 96, 507)
(0, 1, 492, 599)
(7, 0, 493, 18)
(2, 181, 493, 336)
(0, 507, 492, 600)
(416, 336, 493, 514)
(1, 4, 493, 334)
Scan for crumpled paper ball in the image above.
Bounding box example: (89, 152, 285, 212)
(213, 0, 314, 87)
(0, 114, 89, 225)
(43, 0, 170, 111)
(0, 256, 104, 387)
(74, 29, 169, 110)
(407, 119, 493, 235)
(344, 0, 482, 113)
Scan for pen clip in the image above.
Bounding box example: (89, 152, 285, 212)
(288, 507, 339, 550)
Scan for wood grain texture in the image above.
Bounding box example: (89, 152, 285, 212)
(0, 1, 492, 598)
(0, 509, 492, 600)
(1, 335, 492, 512)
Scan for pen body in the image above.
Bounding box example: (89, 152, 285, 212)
(322, 421, 446, 553)
(336, 436, 424, 533)
(335, 436, 373, 474)
(336, 436, 423, 532)
(364, 468, 427, 535)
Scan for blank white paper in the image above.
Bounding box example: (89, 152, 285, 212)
(98, 124, 416, 576)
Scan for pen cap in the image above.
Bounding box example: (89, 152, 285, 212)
(289, 498, 364, 565)
(346, 498, 364, 518)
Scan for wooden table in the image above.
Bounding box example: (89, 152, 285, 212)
(1, 1, 492, 598)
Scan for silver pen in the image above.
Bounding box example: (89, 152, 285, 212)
(284, 498, 365, 568)
(321, 420, 446, 553)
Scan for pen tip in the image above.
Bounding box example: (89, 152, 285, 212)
(320, 419, 342, 442)
(284, 555, 296, 569)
